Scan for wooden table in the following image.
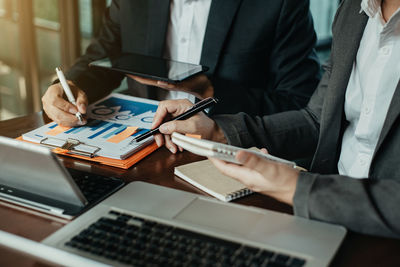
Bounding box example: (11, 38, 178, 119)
(0, 112, 399, 266)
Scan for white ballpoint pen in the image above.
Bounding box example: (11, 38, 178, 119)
(55, 67, 84, 123)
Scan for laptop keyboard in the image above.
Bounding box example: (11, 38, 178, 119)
(65, 210, 306, 267)
(67, 168, 124, 204)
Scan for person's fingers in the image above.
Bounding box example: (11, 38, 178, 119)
(43, 104, 80, 126)
(154, 133, 164, 147)
(260, 148, 269, 154)
(152, 99, 194, 129)
(209, 157, 250, 181)
(75, 90, 88, 114)
(176, 74, 213, 99)
(152, 101, 177, 129)
(236, 150, 274, 175)
(42, 84, 86, 126)
(42, 84, 63, 109)
(51, 96, 80, 114)
(156, 80, 176, 90)
(127, 74, 178, 90)
(43, 83, 81, 115)
(127, 75, 159, 87)
(209, 157, 261, 189)
(164, 134, 177, 154)
(159, 120, 192, 135)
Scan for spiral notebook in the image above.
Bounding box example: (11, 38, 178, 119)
(174, 159, 253, 202)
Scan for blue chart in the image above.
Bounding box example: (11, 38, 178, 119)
(50, 120, 150, 141)
(92, 97, 157, 115)
(87, 94, 158, 130)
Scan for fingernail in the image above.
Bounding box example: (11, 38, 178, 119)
(69, 108, 77, 114)
(78, 120, 86, 126)
(237, 152, 249, 164)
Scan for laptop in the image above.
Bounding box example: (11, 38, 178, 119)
(0, 136, 124, 219)
(43, 182, 346, 267)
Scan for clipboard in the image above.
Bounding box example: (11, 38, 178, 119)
(20, 93, 161, 168)
(17, 136, 159, 169)
(40, 137, 100, 158)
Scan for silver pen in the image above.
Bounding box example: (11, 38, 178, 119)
(55, 67, 84, 123)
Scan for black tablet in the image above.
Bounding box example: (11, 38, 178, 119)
(89, 53, 209, 83)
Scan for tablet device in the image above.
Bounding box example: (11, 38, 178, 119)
(89, 53, 209, 83)
(171, 132, 306, 171)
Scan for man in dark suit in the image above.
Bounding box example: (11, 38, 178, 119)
(152, 0, 400, 238)
(41, 0, 319, 126)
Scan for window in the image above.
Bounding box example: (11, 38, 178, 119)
(0, 0, 26, 120)
(0, 0, 108, 120)
(34, 0, 61, 99)
(79, 0, 110, 53)
(310, 0, 340, 62)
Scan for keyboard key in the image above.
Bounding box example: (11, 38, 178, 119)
(289, 258, 306, 267)
(108, 210, 121, 216)
(260, 250, 275, 259)
(275, 254, 290, 264)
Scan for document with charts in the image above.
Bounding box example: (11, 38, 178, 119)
(22, 93, 159, 160)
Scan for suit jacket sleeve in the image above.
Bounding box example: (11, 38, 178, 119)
(65, 0, 125, 103)
(211, 0, 320, 116)
(215, 50, 400, 238)
(211, 59, 332, 160)
(294, 171, 400, 238)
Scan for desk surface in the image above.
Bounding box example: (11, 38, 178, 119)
(0, 112, 399, 266)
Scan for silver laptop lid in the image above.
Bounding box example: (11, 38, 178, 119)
(0, 136, 86, 207)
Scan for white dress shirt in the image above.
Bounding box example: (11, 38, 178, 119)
(163, 0, 212, 102)
(338, 0, 400, 178)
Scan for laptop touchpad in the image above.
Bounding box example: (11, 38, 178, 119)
(174, 198, 264, 236)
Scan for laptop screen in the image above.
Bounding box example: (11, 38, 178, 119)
(0, 136, 86, 207)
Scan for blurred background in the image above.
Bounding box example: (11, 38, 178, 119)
(0, 0, 339, 121)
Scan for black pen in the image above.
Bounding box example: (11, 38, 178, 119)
(132, 97, 218, 143)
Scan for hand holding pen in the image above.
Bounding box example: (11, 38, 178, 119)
(145, 98, 220, 153)
(42, 69, 88, 127)
(55, 67, 85, 124)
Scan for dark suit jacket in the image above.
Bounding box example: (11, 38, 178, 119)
(65, 0, 320, 116)
(213, 0, 400, 238)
